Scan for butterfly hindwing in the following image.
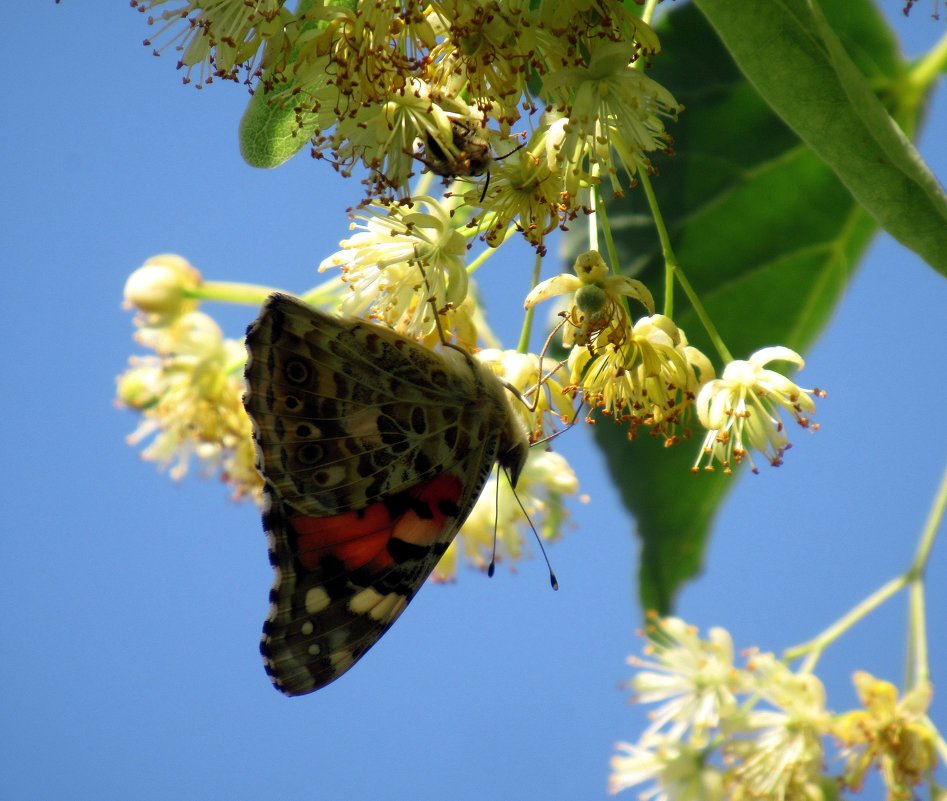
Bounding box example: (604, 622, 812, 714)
(244, 293, 528, 695)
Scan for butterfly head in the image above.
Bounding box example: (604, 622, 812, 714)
(499, 424, 529, 489)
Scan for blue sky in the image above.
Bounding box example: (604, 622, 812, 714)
(2, 4, 945, 800)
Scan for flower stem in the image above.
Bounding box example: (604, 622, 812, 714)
(907, 30, 947, 97)
(636, 171, 673, 317)
(638, 172, 732, 362)
(784, 458, 947, 675)
(595, 185, 635, 323)
(517, 252, 543, 354)
(588, 177, 601, 253)
(906, 578, 927, 692)
(595, 186, 620, 281)
(784, 575, 906, 672)
(187, 280, 287, 306)
(908, 459, 947, 577)
(905, 459, 947, 689)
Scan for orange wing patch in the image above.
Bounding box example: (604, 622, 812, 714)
(292, 474, 464, 574)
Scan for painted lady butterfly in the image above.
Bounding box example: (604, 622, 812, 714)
(244, 293, 529, 695)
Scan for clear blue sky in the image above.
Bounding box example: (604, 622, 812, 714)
(2, 4, 945, 800)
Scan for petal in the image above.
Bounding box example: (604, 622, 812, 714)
(696, 380, 727, 428)
(686, 346, 715, 385)
(443, 258, 469, 306)
(748, 346, 804, 370)
(524, 274, 582, 308)
(604, 275, 655, 314)
(900, 681, 933, 717)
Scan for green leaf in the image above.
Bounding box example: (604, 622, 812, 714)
(695, 0, 947, 275)
(564, 0, 926, 614)
(237, 0, 331, 169)
(239, 90, 312, 168)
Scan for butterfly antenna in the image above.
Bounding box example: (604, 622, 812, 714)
(487, 462, 500, 578)
(531, 392, 588, 449)
(503, 466, 559, 591)
(518, 316, 570, 414)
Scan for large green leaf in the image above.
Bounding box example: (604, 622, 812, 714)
(696, 0, 947, 274)
(567, 0, 932, 613)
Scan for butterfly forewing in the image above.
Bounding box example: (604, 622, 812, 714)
(244, 293, 528, 695)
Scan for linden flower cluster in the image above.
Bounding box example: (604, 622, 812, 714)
(526, 251, 824, 470)
(319, 195, 475, 342)
(134, 0, 683, 253)
(119, 255, 263, 501)
(610, 617, 942, 801)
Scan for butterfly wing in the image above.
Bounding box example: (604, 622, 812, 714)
(244, 293, 526, 695)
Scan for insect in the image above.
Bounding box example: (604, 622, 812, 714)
(243, 293, 529, 695)
(418, 120, 526, 202)
(419, 119, 493, 180)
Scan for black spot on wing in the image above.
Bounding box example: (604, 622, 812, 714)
(436, 498, 462, 518)
(413, 450, 433, 476)
(387, 537, 430, 564)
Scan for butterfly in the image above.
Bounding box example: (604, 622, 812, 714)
(243, 293, 529, 695)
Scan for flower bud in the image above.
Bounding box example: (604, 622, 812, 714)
(124, 254, 201, 319)
(116, 365, 162, 410)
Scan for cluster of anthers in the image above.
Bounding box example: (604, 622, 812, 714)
(133, 0, 682, 253)
(609, 616, 941, 801)
(524, 250, 824, 473)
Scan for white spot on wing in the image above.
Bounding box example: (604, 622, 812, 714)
(349, 587, 408, 622)
(304, 586, 331, 614)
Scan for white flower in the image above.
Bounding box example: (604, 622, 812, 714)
(693, 347, 824, 474)
(568, 313, 712, 441)
(320, 197, 468, 338)
(119, 310, 261, 500)
(725, 653, 830, 801)
(542, 40, 683, 199)
(132, 0, 287, 86)
(833, 671, 937, 799)
(629, 617, 742, 744)
(609, 736, 723, 800)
